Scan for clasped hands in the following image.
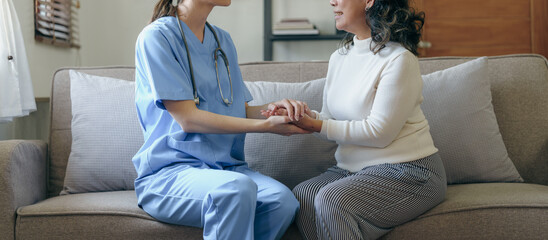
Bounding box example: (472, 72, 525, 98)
(261, 99, 320, 136)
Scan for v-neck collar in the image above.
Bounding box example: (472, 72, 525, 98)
(174, 17, 213, 53)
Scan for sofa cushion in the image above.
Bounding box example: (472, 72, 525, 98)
(62, 72, 334, 194)
(244, 78, 337, 189)
(421, 57, 522, 184)
(60, 58, 524, 194)
(16, 184, 548, 240)
(380, 183, 548, 240)
(245, 58, 522, 186)
(15, 191, 203, 239)
(62, 71, 141, 194)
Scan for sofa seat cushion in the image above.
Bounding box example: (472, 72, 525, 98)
(16, 184, 548, 239)
(15, 191, 202, 239)
(381, 183, 548, 240)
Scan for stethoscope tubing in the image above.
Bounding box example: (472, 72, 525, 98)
(175, 10, 233, 106)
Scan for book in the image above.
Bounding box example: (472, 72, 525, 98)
(272, 28, 320, 35)
(279, 18, 310, 23)
(273, 22, 315, 30)
(273, 18, 318, 34)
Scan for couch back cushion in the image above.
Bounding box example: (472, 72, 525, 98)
(244, 78, 337, 189)
(240, 57, 547, 186)
(418, 55, 548, 185)
(421, 57, 522, 183)
(49, 67, 136, 197)
(61, 70, 142, 194)
(48, 55, 548, 196)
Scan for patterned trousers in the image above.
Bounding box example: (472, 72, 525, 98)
(292, 153, 447, 240)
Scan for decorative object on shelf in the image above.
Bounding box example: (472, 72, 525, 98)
(0, 0, 37, 122)
(263, 0, 345, 61)
(272, 18, 319, 35)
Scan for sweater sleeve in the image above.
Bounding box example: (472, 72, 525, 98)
(313, 81, 333, 121)
(310, 69, 334, 141)
(314, 58, 336, 121)
(321, 52, 423, 148)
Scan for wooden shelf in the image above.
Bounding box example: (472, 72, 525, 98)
(263, 0, 345, 60)
(270, 34, 345, 41)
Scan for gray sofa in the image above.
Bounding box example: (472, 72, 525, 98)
(1, 54, 548, 240)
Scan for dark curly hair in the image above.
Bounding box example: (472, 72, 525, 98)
(340, 0, 425, 56)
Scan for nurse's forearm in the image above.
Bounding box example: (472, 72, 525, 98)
(165, 100, 270, 134)
(182, 110, 267, 134)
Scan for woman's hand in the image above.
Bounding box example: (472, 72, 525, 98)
(265, 115, 312, 136)
(260, 99, 312, 121)
(292, 114, 322, 133)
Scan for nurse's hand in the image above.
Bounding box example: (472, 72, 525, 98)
(261, 99, 312, 121)
(265, 115, 311, 136)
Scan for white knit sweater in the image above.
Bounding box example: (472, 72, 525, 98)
(315, 36, 438, 172)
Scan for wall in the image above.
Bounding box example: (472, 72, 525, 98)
(76, 0, 155, 67)
(270, 0, 339, 61)
(76, 0, 265, 67)
(76, 0, 338, 65)
(1, 0, 78, 141)
(13, 0, 337, 97)
(0, 102, 49, 141)
(1, 0, 337, 141)
(11, 0, 80, 98)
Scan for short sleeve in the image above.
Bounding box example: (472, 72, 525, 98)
(242, 82, 253, 102)
(135, 27, 194, 110)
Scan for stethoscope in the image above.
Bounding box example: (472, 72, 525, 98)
(174, 1, 233, 106)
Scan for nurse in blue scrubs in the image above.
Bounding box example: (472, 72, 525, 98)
(132, 0, 309, 239)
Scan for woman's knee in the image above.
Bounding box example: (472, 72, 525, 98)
(292, 182, 306, 201)
(313, 184, 348, 214)
(292, 180, 316, 203)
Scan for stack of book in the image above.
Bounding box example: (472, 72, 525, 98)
(272, 18, 320, 35)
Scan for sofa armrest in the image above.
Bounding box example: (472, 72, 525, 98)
(0, 140, 47, 239)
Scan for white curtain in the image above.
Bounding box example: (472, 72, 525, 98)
(0, 0, 36, 123)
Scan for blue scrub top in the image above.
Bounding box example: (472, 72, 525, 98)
(133, 17, 253, 179)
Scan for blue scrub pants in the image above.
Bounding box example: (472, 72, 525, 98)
(135, 164, 299, 240)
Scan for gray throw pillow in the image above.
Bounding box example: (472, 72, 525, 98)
(244, 79, 337, 189)
(62, 71, 142, 194)
(421, 57, 523, 184)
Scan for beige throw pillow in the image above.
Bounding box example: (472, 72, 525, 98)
(62, 71, 141, 194)
(421, 57, 523, 184)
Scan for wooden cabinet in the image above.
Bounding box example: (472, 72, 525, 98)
(413, 0, 548, 58)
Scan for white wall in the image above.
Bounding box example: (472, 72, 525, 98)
(13, 0, 338, 98)
(4, 0, 339, 140)
(12, 0, 80, 98)
(271, 0, 339, 61)
(212, 0, 339, 62)
(77, 0, 156, 67)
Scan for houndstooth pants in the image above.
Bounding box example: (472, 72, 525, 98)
(292, 153, 447, 240)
